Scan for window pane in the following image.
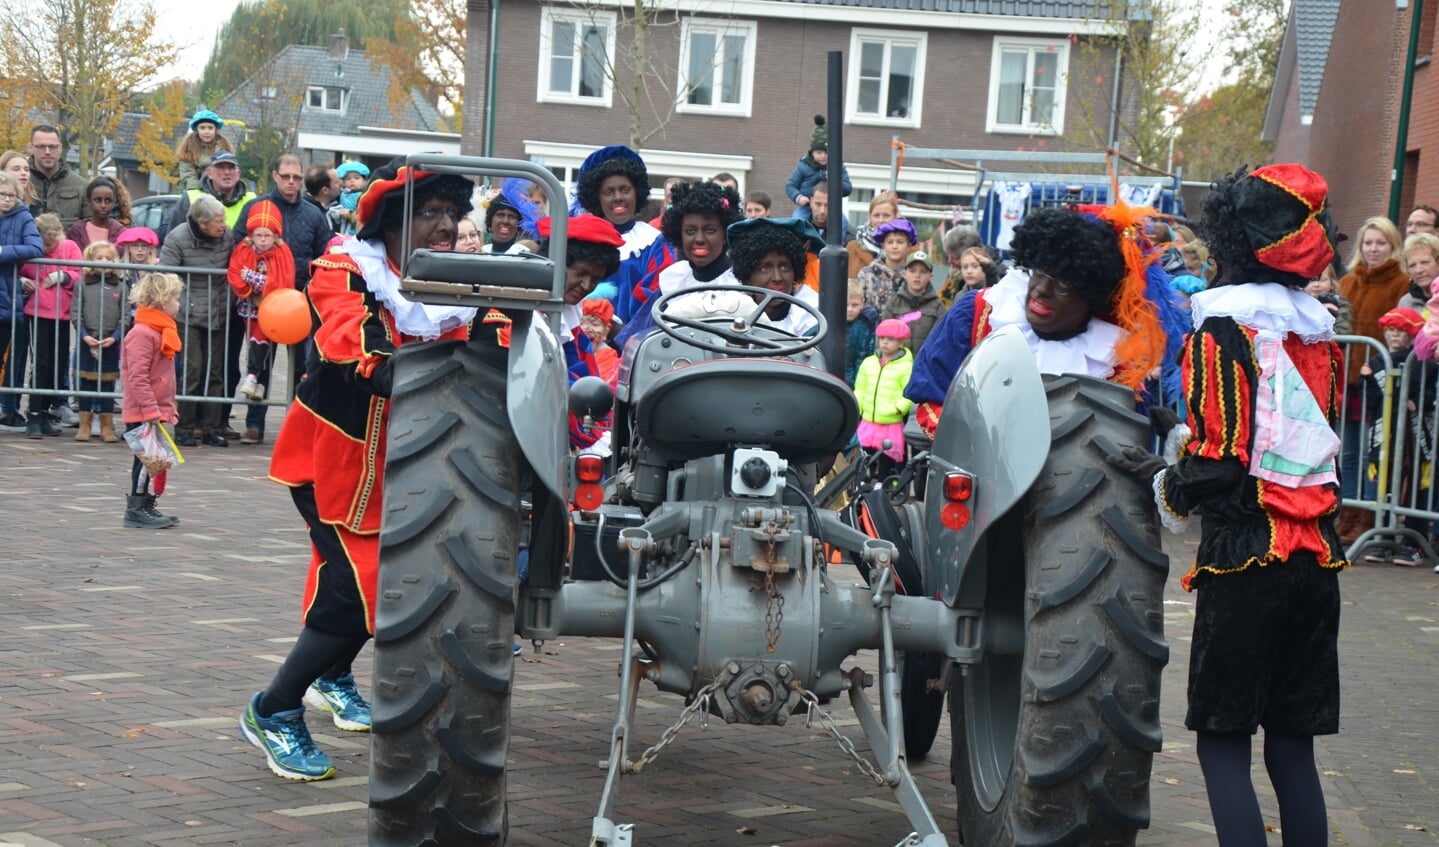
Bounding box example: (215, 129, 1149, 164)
(858, 42, 884, 114)
(997, 50, 1026, 125)
(1030, 52, 1057, 125)
(887, 44, 915, 118)
(550, 21, 575, 93)
(579, 25, 607, 98)
(308, 89, 321, 107)
(720, 34, 744, 105)
(687, 31, 715, 105)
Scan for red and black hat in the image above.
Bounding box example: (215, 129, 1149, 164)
(1230, 163, 1335, 280)
(355, 157, 473, 241)
(536, 214, 624, 247)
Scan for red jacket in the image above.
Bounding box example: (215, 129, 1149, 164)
(120, 323, 179, 424)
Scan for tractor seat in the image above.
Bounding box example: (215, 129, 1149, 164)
(634, 358, 859, 464)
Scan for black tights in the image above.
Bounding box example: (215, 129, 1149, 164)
(257, 626, 370, 716)
(1197, 732, 1328, 847)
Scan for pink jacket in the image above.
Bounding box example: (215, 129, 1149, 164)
(121, 323, 178, 424)
(20, 238, 82, 320)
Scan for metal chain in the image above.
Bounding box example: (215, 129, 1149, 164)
(630, 676, 726, 773)
(791, 682, 887, 785)
(762, 566, 784, 653)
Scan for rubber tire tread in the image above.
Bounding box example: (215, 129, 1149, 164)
(951, 374, 1168, 847)
(369, 339, 519, 847)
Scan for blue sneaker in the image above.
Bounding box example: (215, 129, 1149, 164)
(303, 673, 372, 732)
(239, 693, 335, 781)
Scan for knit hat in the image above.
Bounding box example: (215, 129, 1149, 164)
(1379, 307, 1424, 336)
(115, 227, 159, 248)
(336, 160, 370, 180)
(809, 115, 827, 153)
(188, 109, 221, 131)
(875, 218, 918, 246)
(486, 193, 522, 232)
(582, 297, 616, 325)
(875, 318, 910, 340)
(246, 199, 283, 237)
(1228, 163, 1336, 280)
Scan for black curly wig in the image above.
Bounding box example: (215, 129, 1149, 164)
(661, 182, 743, 248)
(1198, 166, 1320, 289)
(366, 166, 475, 241)
(577, 157, 651, 219)
(1009, 207, 1126, 313)
(729, 222, 809, 284)
(540, 237, 621, 279)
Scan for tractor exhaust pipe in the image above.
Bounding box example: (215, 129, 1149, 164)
(818, 50, 848, 383)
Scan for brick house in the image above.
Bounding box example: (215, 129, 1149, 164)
(463, 0, 1155, 225)
(1264, 0, 1439, 241)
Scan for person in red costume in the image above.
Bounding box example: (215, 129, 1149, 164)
(239, 158, 477, 782)
(1111, 164, 1347, 847)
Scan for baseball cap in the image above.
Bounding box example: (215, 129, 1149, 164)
(905, 250, 933, 270)
(210, 151, 239, 167)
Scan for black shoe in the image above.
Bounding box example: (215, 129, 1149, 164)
(201, 432, 228, 447)
(0, 411, 26, 431)
(37, 414, 60, 437)
(175, 431, 197, 447)
(25, 416, 43, 439)
(123, 494, 175, 529)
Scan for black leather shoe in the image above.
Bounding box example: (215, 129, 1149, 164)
(174, 431, 197, 447)
(201, 432, 228, 447)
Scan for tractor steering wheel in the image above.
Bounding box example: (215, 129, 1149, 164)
(649, 283, 825, 357)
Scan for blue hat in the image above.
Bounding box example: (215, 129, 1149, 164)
(727, 216, 825, 255)
(579, 145, 645, 175)
(209, 150, 238, 166)
(189, 110, 222, 132)
(336, 160, 370, 179)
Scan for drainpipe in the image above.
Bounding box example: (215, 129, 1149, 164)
(1390, 0, 1424, 221)
(1108, 37, 1123, 147)
(485, 0, 500, 157)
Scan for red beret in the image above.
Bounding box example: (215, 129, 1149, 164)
(1379, 307, 1424, 336)
(536, 214, 624, 247)
(1233, 164, 1335, 280)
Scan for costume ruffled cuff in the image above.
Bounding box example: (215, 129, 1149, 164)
(1152, 468, 1189, 534)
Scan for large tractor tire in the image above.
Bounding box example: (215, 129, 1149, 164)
(369, 339, 520, 847)
(951, 375, 1169, 847)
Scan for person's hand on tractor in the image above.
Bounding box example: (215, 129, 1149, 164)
(1107, 445, 1167, 481)
(1147, 405, 1191, 465)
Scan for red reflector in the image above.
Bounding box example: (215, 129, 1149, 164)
(941, 502, 971, 530)
(574, 482, 604, 511)
(943, 472, 973, 501)
(576, 455, 604, 483)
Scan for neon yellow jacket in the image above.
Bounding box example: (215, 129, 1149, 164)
(854, 347, 914, 424)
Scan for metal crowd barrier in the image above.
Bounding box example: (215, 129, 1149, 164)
(0, 259, 298, 425)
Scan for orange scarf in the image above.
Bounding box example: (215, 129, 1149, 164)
(134, 306, 182, 359)
(230, 239, 297, 298)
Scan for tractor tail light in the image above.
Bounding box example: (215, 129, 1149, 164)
(576, 454, 604, 483)
(943, 472, 973, 502)
(573, 483, 605, 511)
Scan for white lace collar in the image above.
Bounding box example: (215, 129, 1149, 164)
(985, 268, 1123, 380)
(338, 240, 477, 341)
(1189, 282, 1334, 342)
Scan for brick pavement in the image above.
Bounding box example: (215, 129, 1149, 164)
(1, 419, 1437, 846)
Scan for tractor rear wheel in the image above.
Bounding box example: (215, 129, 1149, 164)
(951, 374, 1169, 846)
(369, 339, 520, 847)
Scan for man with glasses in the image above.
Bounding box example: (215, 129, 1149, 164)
(1407, 204, 1438, 237)
(168, 150, 256, 238)
(27, 124, 87, 228)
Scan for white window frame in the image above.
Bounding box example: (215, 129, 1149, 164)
(844, 27, 927, 129)
(986, 36, 1069, 135)
(676, 17, 757, 118)
(537, 7, 616, 107)
(306, 86, 346, 112)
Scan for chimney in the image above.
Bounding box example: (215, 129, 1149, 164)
(329, 29, 349, 61)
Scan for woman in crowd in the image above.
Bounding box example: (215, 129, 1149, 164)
(1336, 216, 1407, 543)
(1, 150, 36, 207)
(241, 159, 477, 782)
(847, 192, 900, 279)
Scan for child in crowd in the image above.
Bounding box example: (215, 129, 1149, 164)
(0, 170, 42, 431)
(855, 218, 918, 308)
(227, 200, 296, 445)
(744, 191, 771, 219)
(331, 161, 370, 236)
(115, 227, 160, 272)
(940, 246, 998, 305)
(121, 272, 184, 529)
(20, 213, 80, 439)
(1359, 307, 1432, 565)
(785, 115, 851, 221)
(73, 241, 128, 443)
(844, 281, 877, 386)
(580, 298, 620, 387)
(853, 318, 914, 480)
(175, 110, 233, 193)
(882, 250, 947, 353)
(1305, 263, 1352, 335)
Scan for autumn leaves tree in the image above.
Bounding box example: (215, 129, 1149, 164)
(366, 0, 466, 131)
(131, 80, 189, 187)
(0, 0, 177, 176)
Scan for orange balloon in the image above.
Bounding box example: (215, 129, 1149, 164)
(258, 288, 312, 344)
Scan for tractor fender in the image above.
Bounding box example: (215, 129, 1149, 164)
(507, 310, 570, 503)
(925, 325, 1050, 607)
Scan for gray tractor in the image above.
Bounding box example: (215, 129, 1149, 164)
(368, 155, 1169, 847)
